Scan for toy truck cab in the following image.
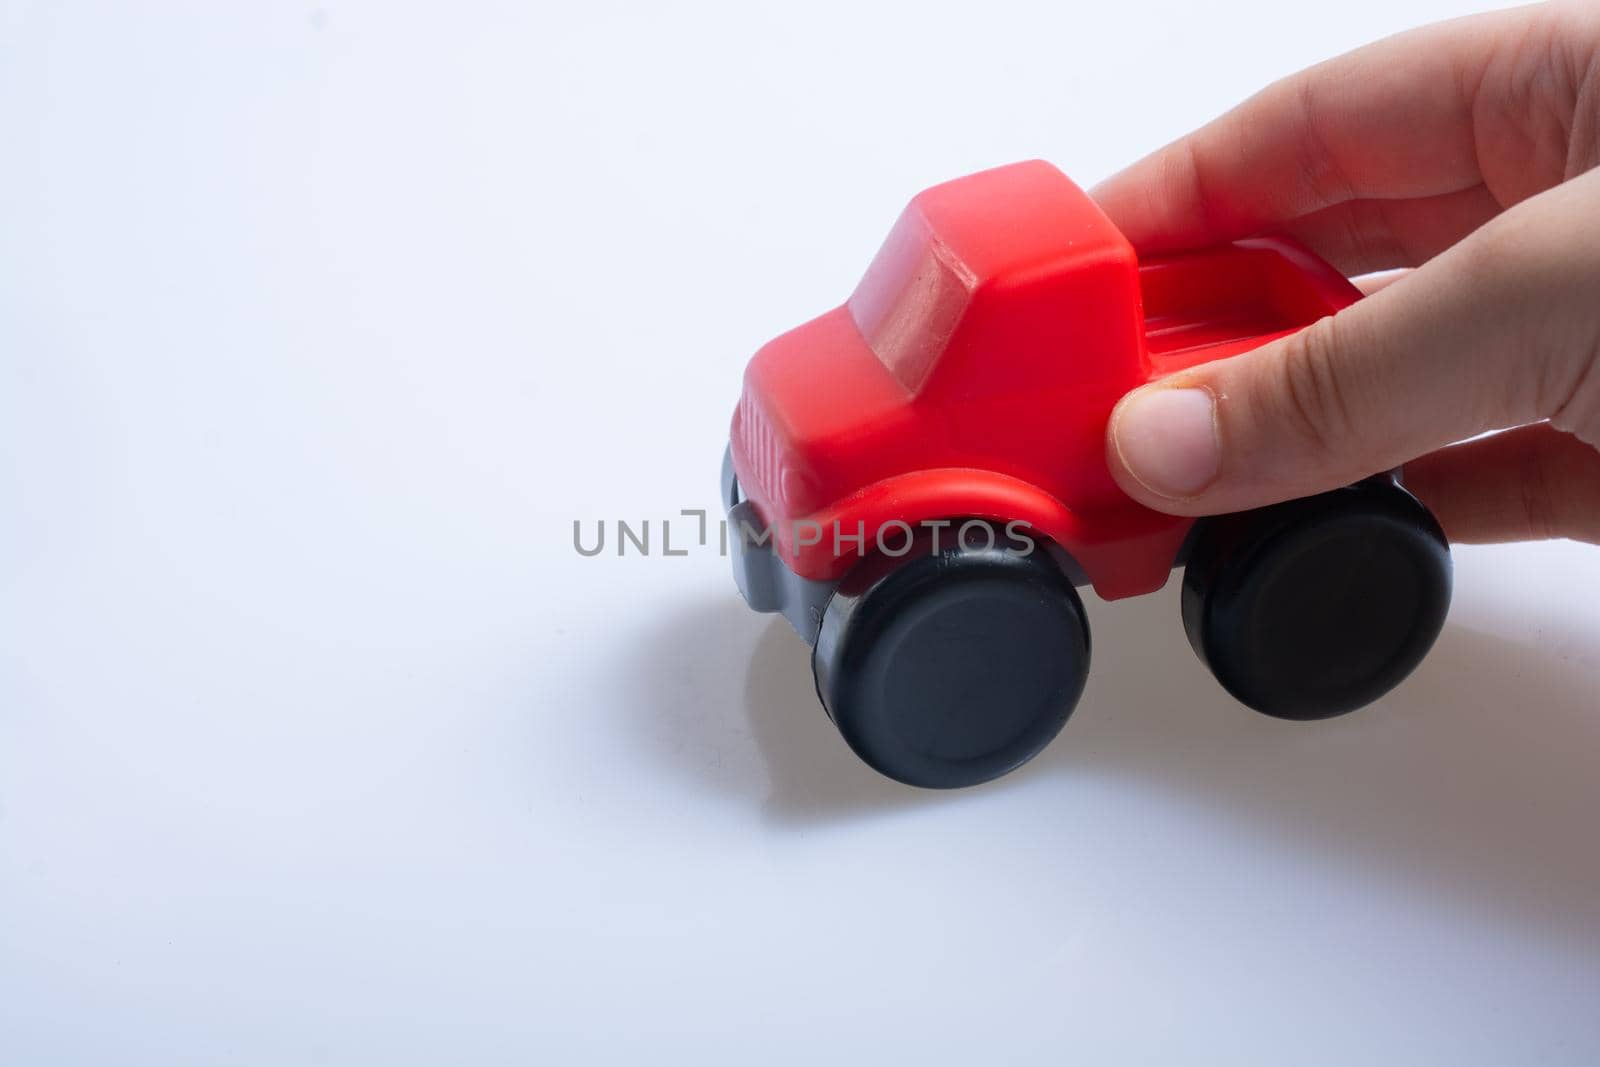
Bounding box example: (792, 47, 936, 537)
(724, 161, 1452, 789)
(729, 161, 1364, 601)
(730, 161, 1151, 598)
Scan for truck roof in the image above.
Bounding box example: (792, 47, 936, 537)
(901, 160, 1133, 282)
(847, 160, 1139, 394)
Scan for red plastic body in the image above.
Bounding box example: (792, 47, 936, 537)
(729, 161, 1361, 601)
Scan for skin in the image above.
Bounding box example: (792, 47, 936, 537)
(1094, 0, 1600, 544)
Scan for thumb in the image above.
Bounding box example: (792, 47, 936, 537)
(1104, 172, 1600, 516)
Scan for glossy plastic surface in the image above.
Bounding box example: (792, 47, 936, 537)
(728, 160, 1361, 601)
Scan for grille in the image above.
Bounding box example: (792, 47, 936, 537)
(736, 393, 784, 508)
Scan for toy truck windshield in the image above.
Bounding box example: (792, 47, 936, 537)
(847, 211, 977, 394)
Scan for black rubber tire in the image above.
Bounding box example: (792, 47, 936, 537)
(1181, 477, 1452, 721)
(812, 527, 1090, 789)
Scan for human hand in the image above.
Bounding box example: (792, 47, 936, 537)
(1095, 0, 1600, 544)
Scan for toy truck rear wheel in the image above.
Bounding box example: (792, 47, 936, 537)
(1181, 477, 1451, 720)
(812, 526, 1090, 789)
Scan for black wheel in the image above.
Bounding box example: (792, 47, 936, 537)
(812, 526, 1090, 789)
(1181, 477, 1451, 720)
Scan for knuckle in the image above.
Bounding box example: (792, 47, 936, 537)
(1292, 77, 1357, 208)
(1450, 205, 1593, 428)
(1536, 182, 1600, 440)
(1512, 436, 1563, 541)
(1453, 212, 1525, 289)
(1180, 138, 1225, 238)
(1549, 343, 1600, 445)
(1510, 425, 1600, 543)
(1270, 316, 1358, 457)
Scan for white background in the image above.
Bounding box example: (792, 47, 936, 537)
(3, 0, 1597, 1062)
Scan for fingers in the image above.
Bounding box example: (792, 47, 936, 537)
(1091, 6, 1555, 254)
(1403, 423, 1600, 544)
(1105, 168, 1600, 517)
(1277, 185, 1502, 274)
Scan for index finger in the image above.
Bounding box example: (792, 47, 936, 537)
(1090, 6, 1536, 253)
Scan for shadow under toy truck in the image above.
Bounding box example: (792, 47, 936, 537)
(723, 161, 1450, 789)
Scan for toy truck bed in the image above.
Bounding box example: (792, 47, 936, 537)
(1139, 238, 1359, 376)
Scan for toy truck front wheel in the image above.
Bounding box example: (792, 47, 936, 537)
(812, 526, 1091, 789)
(723, 447, 1091, 788)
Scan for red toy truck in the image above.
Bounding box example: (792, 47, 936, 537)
(723, 161, 1450, 788)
